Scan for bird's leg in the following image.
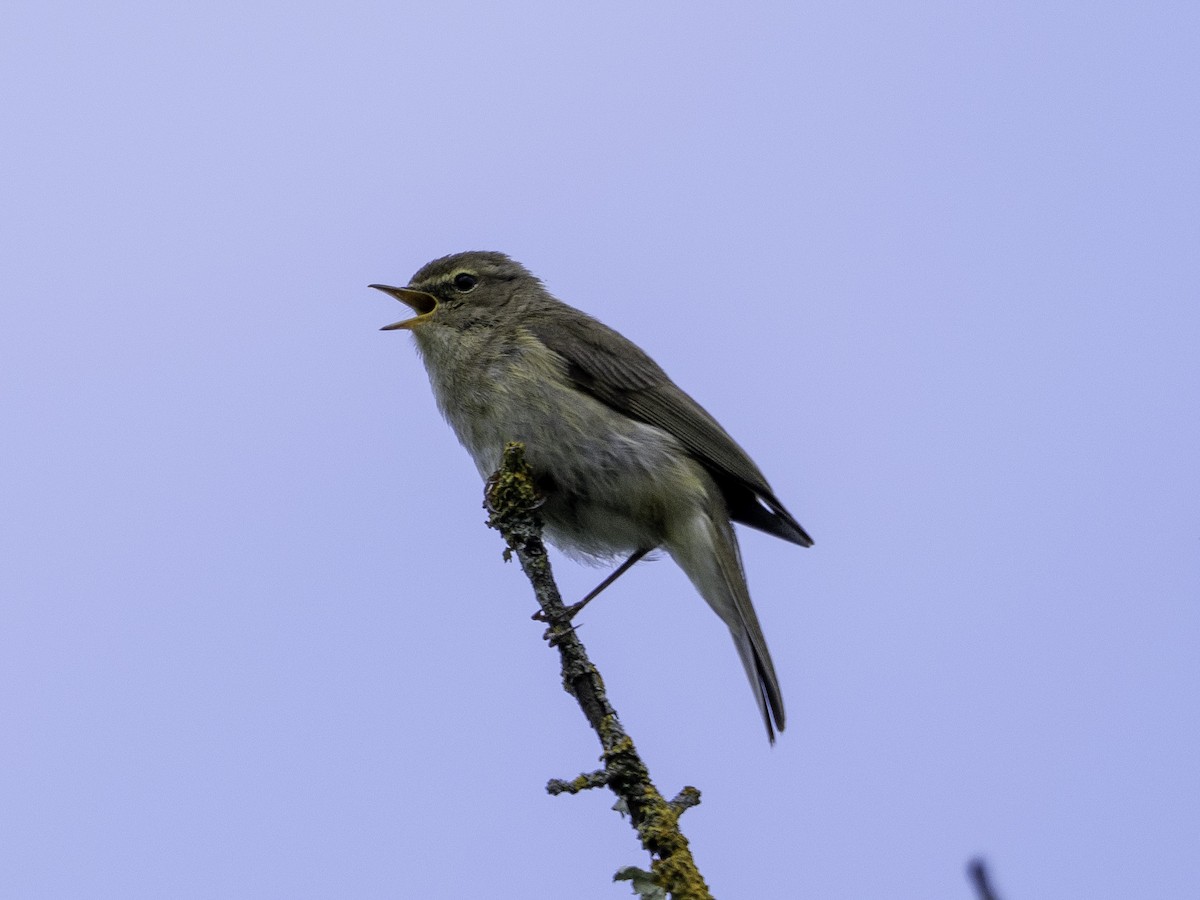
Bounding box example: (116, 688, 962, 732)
(533, 548, 650, 622)
(569, 548, 649, 615)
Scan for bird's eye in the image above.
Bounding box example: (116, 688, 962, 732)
(452, 273, 477, 293)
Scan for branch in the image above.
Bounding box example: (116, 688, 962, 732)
(967, 858, 1002, 900)
(485, 442, 713, 900)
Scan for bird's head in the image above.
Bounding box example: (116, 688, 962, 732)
(371, 251, 542, 332)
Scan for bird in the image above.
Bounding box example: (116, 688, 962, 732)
(371, 251, 812, 741)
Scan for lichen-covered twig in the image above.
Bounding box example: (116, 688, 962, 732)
(485, 442, 713, 900)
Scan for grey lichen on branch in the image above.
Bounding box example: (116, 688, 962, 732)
(483, 443, 546, 563)
(484, 442, 713, 900)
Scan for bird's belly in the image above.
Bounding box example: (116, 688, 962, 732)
(418, 327, 715, 560)
(531, 419, 715, 562)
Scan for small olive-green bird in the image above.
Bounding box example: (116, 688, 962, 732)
(372, 251, 812, 741)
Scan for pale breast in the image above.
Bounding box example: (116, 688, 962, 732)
(413, 321, 716, 560)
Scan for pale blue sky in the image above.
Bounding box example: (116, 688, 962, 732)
(3, 2, 1198, 897)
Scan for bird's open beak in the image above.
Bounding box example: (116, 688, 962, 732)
(370, 284, 439, 330)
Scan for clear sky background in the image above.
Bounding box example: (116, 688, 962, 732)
(3, 2, 1198, 898)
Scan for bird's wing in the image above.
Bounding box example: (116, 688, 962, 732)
(525, 310, 812, 546)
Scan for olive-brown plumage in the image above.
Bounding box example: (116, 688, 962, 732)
(372, 251, 811, 741)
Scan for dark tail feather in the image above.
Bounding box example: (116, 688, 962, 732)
(667, 508, 786, 742)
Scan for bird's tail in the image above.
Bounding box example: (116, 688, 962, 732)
(666, 507, 785, 742)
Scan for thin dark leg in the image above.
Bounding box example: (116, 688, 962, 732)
(572, 547, 650, 614)
(533, 548, 651, 622)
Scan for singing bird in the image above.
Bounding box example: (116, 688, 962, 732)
(372, 251, 812, 741)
